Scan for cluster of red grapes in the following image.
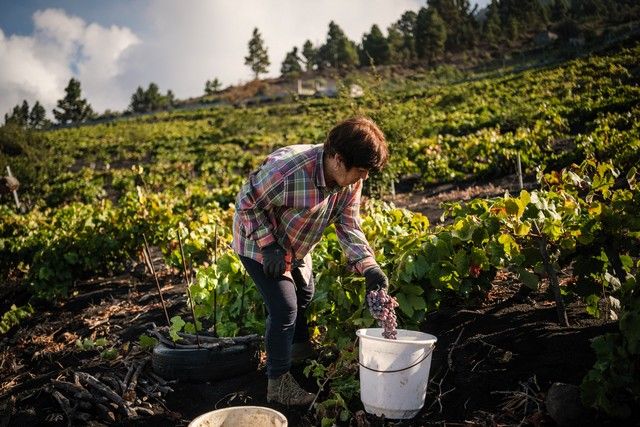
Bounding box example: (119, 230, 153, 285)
(367, 289, 399, 340)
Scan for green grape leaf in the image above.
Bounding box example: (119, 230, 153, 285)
(138, 334, 158, 349)
(396, 292, 414, 317)
(101, 348, 118, 360)
(169, 316, 186, 341)
(514, 222, 531, 236)
(516, 268, 539, 290)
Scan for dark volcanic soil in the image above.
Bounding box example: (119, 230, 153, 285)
(0, 181, 625, 426)
(0, 268, 619, 427)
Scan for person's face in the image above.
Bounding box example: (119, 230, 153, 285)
(334, 155, 370, 187)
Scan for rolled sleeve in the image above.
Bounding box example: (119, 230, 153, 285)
(334, 181, 379, 275)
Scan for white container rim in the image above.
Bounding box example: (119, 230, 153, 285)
(189, 405, 287, 426)
(356, 328, 437, 346)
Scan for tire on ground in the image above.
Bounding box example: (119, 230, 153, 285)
(152, 343, 260, 382)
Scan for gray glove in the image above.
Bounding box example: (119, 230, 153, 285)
(261, 242, 286, 278)
(364, 266, 388, 292)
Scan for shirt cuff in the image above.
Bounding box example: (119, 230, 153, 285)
(352, 256, 378, 275)
(256, 233, 276, 249)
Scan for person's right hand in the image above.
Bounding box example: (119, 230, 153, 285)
(261, 242, 286, 278)
(364, 266, 388, 292)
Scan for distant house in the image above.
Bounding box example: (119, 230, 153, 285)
(296, 80, 315, 96)
(314, 79, 338, 97)
(296, 79, 363, 98)
(349, 84, 364, 98)
(534, 31, 559, 46)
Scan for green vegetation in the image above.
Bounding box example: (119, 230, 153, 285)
(1, 38, 639, 422)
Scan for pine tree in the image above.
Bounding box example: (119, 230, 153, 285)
(166, 89, 175, 108)
(4, 100, 48, 128)
(205, 78, 222, 95)
(129, 83, 171, 113)
(416, 7, 447, 62)
(4, 101, 29, 127)
(427, 0, 477, 51)
(361, 24, 391, 66)
(245, 28, 270, 80)
(386, 25, 406, 64)
(19, 101, 29, 125)
(144, 83, 165, 111)
(130, 86, 147, 113)
(425, 9, 447, 63)
(395, 11, 417, 63)
(484, 0, 502, 45)
(415, 7, 430, 60)
(317, 21, 359, 69)
(281, 47, 303, 76)
(29, 102, 47, 129)
(53, 78, 94, 125)
(302, 40, 317, 71)
(499, 0, 548, 35)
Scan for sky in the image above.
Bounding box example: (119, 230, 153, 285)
(0, 0, 490, 118)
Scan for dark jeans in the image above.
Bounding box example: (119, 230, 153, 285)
(239, 255, 314, 379)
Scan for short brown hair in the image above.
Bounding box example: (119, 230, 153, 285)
(324, 117, 389, 172)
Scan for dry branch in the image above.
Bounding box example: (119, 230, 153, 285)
(48, 388, 73, 427)
(124, 359, 147, 402)
(76, 372, 135, 418)
(448, 327, 464, 371)
(51, 380, 93, 401)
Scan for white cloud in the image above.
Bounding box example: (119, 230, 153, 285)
(1, 1, 424, 117)
(0, 8, 139, 118)
(119, 0, 423, 98)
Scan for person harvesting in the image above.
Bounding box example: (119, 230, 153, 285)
(232, 116, 390, 405)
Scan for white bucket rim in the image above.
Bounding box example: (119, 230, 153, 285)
(189, 405, 287, 426)
(356, 328, 437, 346)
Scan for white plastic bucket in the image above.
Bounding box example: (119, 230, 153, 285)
(356, 328, 437, 419)
(188, 406, 287, 427)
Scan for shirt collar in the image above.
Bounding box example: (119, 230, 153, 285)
(315, 144, 343, 194)
(315, 145, 327, 188)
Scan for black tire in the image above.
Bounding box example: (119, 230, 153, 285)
(152, 342, 260, 382)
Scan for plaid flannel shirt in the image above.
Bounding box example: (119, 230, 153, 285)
(232, 144, 378, 275)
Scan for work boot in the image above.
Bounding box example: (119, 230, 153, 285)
(267, 372, 315, 406)
(291, 341, 316, 365)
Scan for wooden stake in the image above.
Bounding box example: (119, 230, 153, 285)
(142, 233, 171, 329)
(516, 152, 524, 191)
(177, 227, 201, 347)
(212, 224, 218, 337)
(6, 166, 21, 211)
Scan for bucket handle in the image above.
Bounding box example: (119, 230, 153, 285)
(357, 339, 436, 374)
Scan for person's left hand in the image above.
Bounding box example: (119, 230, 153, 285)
(261, 241, 286, 278)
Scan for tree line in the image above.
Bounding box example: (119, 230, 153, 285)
(4, 78, 179, 129)
(4, 0, 638, 127)
(248, 0, 638, 77)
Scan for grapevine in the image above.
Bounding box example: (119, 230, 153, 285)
(366, 289, 399, 340)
